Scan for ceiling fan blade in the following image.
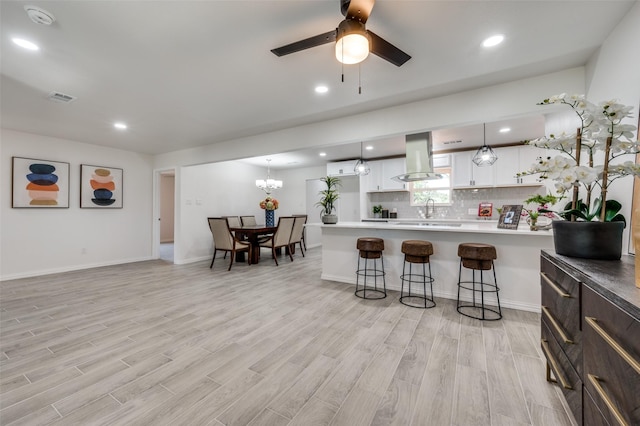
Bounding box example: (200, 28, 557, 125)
(271, 30, 337, 57)
(344, 0, 375, 23)
(368, 30, 411, 67)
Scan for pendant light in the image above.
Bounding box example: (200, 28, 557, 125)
(255, 159, 283, 194)
(354, 142, 370, 175)
(472, 123, 498, 166)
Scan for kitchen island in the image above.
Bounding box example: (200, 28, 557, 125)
(320, 220, 554, 312)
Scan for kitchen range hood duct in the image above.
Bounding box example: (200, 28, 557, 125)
(392, 132, 443, 182)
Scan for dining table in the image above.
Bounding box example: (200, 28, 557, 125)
(228, 224, 277, 264)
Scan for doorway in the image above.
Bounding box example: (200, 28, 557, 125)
(158, 170, 175, 262)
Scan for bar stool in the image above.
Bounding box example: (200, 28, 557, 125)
(355, 237, 386, 299)
(399, 240, 436, 309)
(456, 242, 501, 320)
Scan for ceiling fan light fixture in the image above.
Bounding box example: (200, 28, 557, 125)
(335, 20, 370, 64)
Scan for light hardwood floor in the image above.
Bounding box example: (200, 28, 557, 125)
(1, 248, 575, 425)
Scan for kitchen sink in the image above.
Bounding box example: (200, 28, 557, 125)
(391, 222, 462, 227)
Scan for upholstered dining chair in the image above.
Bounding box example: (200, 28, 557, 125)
(208, 217, 251, 271)
(223, 216, 241, 228)
(240, 216, 257, 226)
(292, 214, 308, 250)
(289, 215, 307, 257)
(222, 216, 244, 257)
(259, 216, 295, 266)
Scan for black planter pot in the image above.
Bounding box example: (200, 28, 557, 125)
(552, 221, 624, 260)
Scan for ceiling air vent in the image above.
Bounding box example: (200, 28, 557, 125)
(442, 139, 463, 145)
(48, 91, 77, 103)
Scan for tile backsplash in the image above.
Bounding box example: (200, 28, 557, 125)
(367, 186, 547, 220)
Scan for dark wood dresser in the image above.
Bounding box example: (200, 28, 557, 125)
(540, 250, 639, 425)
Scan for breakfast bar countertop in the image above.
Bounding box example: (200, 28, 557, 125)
(320, 219, 554, 236)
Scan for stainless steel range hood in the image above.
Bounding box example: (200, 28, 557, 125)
(392, 132, 443, 182)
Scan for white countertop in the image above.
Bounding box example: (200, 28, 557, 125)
(319, 220, 553, 236)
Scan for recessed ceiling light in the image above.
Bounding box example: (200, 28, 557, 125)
(12, 38, 39, 51)
(319, 152, 327, 157)
(113, 122, 128, 130)
(365, 145, 373, 150)
(482, 34, 504, 48)
(499, 127, 511, 133)
(315, 85, 328, 94)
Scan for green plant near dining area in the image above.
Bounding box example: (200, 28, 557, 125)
(316, 176, 341, 217)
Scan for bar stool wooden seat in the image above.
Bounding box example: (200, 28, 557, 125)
(355, 237, 386, 299)
(400, 240, 436, 309)
(456, 242, 501, 320)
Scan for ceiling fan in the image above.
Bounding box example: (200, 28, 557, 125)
(271, 0, 411, 67)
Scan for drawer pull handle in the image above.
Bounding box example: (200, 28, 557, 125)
(542, 306, 574, 344)
(585, 317, 640, 375)
(587, 374, 628, 426)
(540, 272, 570, 298)
(540, 339, 572, 389)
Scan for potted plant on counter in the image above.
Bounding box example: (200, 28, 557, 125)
(372, 205, 382, 218)
(316, 176, 341, 224)
(519, 94, 639, 259)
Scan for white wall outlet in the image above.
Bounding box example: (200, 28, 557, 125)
(185, 199, 192, 205)
(468, 208, 476, 215)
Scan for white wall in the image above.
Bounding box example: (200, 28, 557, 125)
(275, 165, 326, 216)
(1, 129, 154, 279)
(585, 1, 640, 252)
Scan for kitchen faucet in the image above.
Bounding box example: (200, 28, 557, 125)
(425, 198, 435, 218)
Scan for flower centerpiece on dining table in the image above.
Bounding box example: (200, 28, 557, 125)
(518, 93, 639, 259)
(259, 196, 279, 227)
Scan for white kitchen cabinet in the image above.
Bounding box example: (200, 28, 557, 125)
(362, 160, 383, 192)
(327, 160, 358, 177)
(381, 157, 407, 191)
(494, 145, 547, 185)
(452, 151, 494, 188)
(364, 158, 407, 192)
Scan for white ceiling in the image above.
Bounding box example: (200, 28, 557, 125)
(1, 1, 635, 166)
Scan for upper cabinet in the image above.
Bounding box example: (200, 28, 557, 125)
(381, 158, 407, 191)
(452, 146, 546, 189)
(494, 145, 547, 186)
(452, 151, 494, 188)
(363, 158, 407, 192)
(327, 160, 358, 177)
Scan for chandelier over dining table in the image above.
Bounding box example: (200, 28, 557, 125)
(256, 159, 283, 194)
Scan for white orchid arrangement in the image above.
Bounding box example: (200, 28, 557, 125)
(519, 94, 639, 222)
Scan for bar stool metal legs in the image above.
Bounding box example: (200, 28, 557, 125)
(355, 237, 386, 300)
(399, 240, 435, 309)
(456, 243, 501, 320)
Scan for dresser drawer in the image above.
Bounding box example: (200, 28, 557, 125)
(541, 320, 582, 425)
(540, 257, 582, 377)
(583, 285, 640, 426)
(584, 387, 610, 426)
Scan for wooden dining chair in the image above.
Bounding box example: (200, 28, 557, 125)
(259, 216, 295, 266)
(207, 217, 251, 271)
(289, 215, 306, 257)
(240, 216, 257, 226)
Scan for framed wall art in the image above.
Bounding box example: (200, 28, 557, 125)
(12, 157, 70, 208)
(80, 164, 123, 208)
(497, 204, 523, 229)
